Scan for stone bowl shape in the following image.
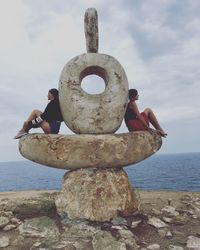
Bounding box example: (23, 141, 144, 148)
(59, 53, 129, 134)
(19, 131, 162, 170)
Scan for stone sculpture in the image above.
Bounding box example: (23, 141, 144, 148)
(19, 8, 162, 221)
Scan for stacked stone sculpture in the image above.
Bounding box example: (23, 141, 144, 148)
(19, 8, 162, 222)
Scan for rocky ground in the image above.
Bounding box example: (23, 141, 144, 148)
(0, 190, 199, 250)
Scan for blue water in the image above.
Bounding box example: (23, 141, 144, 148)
(0, 152, 199, 192)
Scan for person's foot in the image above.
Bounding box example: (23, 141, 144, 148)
(156, 129, 168, 138)
(14, 131, 28, 139)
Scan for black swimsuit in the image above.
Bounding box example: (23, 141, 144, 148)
(41, 99, 63, 134)
(124, 103, 137, 127)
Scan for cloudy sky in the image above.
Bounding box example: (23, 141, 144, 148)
(0, 0, 200, 162)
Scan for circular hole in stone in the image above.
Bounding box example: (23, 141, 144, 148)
(81, 75, 105, 94)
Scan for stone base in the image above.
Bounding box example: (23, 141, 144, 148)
(55, 168, 139, 221)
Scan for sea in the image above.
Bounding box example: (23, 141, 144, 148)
(0, 152, 200, 192)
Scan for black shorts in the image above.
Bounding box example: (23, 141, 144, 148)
(49, 121, 61, 134)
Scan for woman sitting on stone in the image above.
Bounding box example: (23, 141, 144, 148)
(124, 89, 167, 137)
(14, 88, 63, 139)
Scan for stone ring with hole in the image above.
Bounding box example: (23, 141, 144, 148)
(59, 53, 129, 134)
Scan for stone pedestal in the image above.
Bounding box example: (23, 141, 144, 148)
(55, 168, 138, 221)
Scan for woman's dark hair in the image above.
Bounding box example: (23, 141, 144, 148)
(129, 89, 138, 100)
(49, 88, 59, 99)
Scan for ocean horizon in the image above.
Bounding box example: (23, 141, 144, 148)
(0, 152, 200, 192)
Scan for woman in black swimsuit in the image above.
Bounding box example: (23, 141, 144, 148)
(14, 88, 63, 139)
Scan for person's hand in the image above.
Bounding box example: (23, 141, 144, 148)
(156, 129, 168, 138)
(147, 127, 157, 134)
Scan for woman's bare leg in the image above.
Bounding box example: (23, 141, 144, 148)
(26, 109, 42, 122)
(19, 109, 43, 133)
(14, 109, 51, 139)
(40, 121, 51, 134)
(143, 108, 167, 137)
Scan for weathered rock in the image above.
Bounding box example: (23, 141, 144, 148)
(111, 225, 125, 230)
(19, 216, 60, 239)
(111, 216, 128, 226)
(12, 235, 25, 247)
(62, 220, 100, 238)
(30, 242, 43, 250)
(0, 216, 9, 228)
(187, 236, 200, 250)
(187, 203, 200, 214)
(172, 214, 190, 225)
(19, 131, 162, 170)
(3, 224, 17, 231)
(10, 218, 21, 225)
(118, 229, 139, 249)
(0, 211, 13, 218)
(0, 190, 199, 249)
(60, 216, 138, 250)
(50, 238, 91, 250)
(162, 216, 173, 223)
(0, 236, 9, 248)
(55, 168, 138, 221)
(60, 221, 127, 249)
(131, 219, 142, 228)
(161, 206, 179, 217)
(168, 245, 184, 250)
(92, 231, 127, 250)
(84, 8, 98, 53)
(158, 228, 168, 238)
(147, 244, 160, 250)
(59, 52, 128, 134)
(50, 242, 76, 250)
(0, 192, 57, 219)
(151, 208, 162, 216)
(192, 214, 198, 219)
(165, 230, 173, 239)
(148, 217, 168, 229)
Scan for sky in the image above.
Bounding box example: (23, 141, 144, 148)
(0, 0, 200, 162)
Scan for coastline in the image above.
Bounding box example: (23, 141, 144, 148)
(0, 189, 199, 249)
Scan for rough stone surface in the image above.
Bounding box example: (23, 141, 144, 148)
(19, 216, 60, 239)
(0, 190, 199, 249)
(55, 168, 138, 221)
(0, 191, 56, 219)
(3, 224, 17, 231)
(158, 228, 168, 238)
(161, 206, 179, 217)
(131, 219, 142, 228)
(169, 245, 184, 250)
(147, 244, 160, 250)
(19, 131, 162, 170)
(147, 217, 168, 229)
(0, 236, 9, 248)
(0, 216, 9, 228)
(165, 230, 173, 239)
(84, 8, 98, 53)
(187, 236, 200, 250)
(92, 232, 127, 250)
(162, 216, 172, 223)
(59, 53, 128, 134)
